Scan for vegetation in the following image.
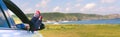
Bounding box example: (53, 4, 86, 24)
(12, 12, 120, 22)
(12, 12, 104, 22)
(40, 24, 120, 37)
(12, 15, 120, 37)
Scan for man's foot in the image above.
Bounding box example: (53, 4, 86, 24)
(34, 10, 40, 17)
(39, 16, 42, 20)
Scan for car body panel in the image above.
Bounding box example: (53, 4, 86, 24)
(0, 29, 42, 37)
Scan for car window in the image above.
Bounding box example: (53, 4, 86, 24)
(0, 8, 9, 28)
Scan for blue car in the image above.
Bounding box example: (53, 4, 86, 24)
(0, 0, 44, 37)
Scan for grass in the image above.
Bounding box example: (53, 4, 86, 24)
(39, 24, 120, 37)
(12, 17, 120, 37)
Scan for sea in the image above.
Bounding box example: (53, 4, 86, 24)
(59, 18, 120, 24)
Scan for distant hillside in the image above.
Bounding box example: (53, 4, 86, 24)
(12, 12, 120, 22)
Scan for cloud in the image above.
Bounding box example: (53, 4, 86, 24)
(25, 8, 32, 11)
(53, 6, 61, 12)
(21, 3, 29, 8)
(35, 0, 50, 8)
(20, 2, 30, 11)
(84, 3, 96, 9)
(24, 8, 33, 13)
(81, 6, 120, 15)
(66, 3, 71, 6)
(94, 6, 120, 12)
(11, 0, 120, 15)
(75, 4, 81, 7)
(101, 0, 116, 3)
(65, 8, 70, 12)
(41, 0, 49, 7)
(80, 3, 96, 11)
(35, 4, 40, 8)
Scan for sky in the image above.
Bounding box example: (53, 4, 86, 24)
(11, 0, 120, 15)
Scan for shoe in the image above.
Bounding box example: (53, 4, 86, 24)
(34, 10, 40, 17)
(39, 16, 42, 20)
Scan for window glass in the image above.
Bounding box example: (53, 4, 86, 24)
(0, 8, 9, 27)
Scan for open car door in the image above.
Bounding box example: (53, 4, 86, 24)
(3, 0, 35, 32)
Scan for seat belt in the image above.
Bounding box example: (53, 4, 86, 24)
(3, 0, 35, 32)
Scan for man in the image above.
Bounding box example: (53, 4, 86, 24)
(31, 10, 43, 30)
(16, 10, 44, 30)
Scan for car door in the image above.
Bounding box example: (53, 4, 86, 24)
(3, 0, 35, 31)
(0, 0, 43, 37)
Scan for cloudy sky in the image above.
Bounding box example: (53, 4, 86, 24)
(11, 0, 120, 15)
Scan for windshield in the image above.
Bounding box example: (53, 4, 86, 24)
(0, 8, 9, 28)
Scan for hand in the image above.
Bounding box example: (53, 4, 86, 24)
(24, 24, 30, 30)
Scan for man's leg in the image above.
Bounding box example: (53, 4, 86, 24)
(34, 16, 42, 30)
(33, 16, 45, 30)
(31, 11, 40, 24)
(30, 10, 42, 30)
(15, 11, 40, 30)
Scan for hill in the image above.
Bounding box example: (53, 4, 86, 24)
(12, 12, 120, 22)
(26, 12, 103, 22)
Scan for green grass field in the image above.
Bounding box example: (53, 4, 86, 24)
(40, 24, 120, 37)
(12, 17, 120, 37)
